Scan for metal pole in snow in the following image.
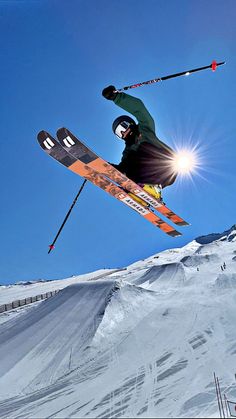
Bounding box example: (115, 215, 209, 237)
(214, 372, 223, 418)
(217, 376, 226, 418)
(224, 394, 230, 418)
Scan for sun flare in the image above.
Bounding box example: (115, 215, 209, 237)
(171, 149, 198, 175)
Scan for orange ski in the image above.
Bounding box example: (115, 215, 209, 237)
(57, 127, 189, 227)
(37, 130, 182, 237)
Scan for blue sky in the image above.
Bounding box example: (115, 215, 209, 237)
(1, 0, 235, 284)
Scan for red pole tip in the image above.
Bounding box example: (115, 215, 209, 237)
(211, 60, 217, 71)
(49, 244, 55, 250)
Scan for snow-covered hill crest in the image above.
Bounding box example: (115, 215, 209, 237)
(0, 225, 236, 418)
(196, 224, 236, 244)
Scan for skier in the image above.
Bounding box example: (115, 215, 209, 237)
(102, 85, 177, 203)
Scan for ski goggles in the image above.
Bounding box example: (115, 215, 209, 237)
(114, 121, 131, 139)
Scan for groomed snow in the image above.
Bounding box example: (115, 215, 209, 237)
(0, 226, 236, 418)
(0, 269, 117, 305)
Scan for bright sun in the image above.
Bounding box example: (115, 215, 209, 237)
(172, 149, 197, 175)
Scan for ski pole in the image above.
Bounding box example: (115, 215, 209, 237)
(115, 60, 225, 92)
(48, 179, 87, 254)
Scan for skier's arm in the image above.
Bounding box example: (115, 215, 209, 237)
(113, 92, 156, 133)
(102, 85, 155, 133)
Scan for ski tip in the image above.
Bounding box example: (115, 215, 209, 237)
(37, 130, 47, 141)
(56, 127, 65, 132)
(37, 130, 48, 148)
(167, 230, 182, 238)
(56, 127, 76, 149)
(37, 131, 58, 151)
(176, 221, 190, 227)
(56, 127, 68, 137)
(56, 127, 72, 145)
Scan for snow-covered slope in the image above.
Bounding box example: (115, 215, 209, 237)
(0, 225, 236, 418)
(0, 269, 116, 305)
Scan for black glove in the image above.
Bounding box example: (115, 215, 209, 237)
(102, 85, 118, 101)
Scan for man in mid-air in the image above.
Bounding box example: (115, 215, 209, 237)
(102, 85, 177, 203)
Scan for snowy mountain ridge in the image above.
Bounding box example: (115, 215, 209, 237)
(196, 224, 236, 244)
(0, 225, 236, 418)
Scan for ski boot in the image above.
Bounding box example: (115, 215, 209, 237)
(128, 184, 163, 207)
(142, 184, 163, 202)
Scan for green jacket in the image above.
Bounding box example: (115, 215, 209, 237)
(112, 92, 177, 188)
